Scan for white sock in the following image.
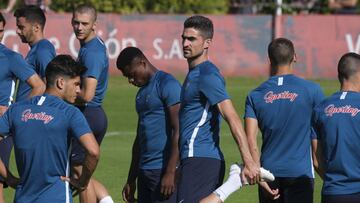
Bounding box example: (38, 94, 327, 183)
(99, 196, 114, 203)
(214, 164, 242, 202)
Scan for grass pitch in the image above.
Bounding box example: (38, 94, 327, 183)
(4, 76, 338, 203)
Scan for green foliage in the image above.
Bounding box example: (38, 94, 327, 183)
(48, 0, 229, 14)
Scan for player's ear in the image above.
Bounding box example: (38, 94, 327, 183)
(92, 20, 97, 31)
(56, 77, 65, 90)
(204, 38, 212, 50)
(293, 53, 297, 63)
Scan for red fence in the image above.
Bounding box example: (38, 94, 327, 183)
(2, 13, 359, 78)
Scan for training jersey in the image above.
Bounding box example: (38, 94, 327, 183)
(179, 61, 229, 160)
(313, 91, 360, 195)
(16, 39, 55, 102)
(77, 36, 109, 107)
(0, 94, 91, 203)
(0, 44, 35, 106)
(136, 71, 181, 169)
(245, 74, 324, 178)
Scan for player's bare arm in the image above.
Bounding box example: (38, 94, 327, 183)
(217, 99, 260, 184)
(68, 133, 99, 191)
(0, 147, 19, 189)
(312, 139, 325, 180)
(122, 124, 140, 203)
(161, 103, 180, 197)
(245, 117, 279, 199)
(26, 74, 46, 99)
(76, 77, 98, 105)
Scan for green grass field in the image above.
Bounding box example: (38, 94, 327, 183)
(4, 76, 339, 203)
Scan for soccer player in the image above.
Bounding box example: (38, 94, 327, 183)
(117, 47, 181, 203)
(313, 52, 360, 203)
(14, 5, 56, 102)
(0, 12, 45, 203)
(71, 4, 112, 203)
(245, 38, 325, 203)
(0, 55, 100, 203)
(177, 15, 260, 202)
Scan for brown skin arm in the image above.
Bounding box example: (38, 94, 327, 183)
(122, 122, 140, 203)
(26, 74, 46, 99)
(160, 103, 180, 197)
(0, 137, 19, 189)
(217, 99, 260, 184)
(312, 139, 325, 180)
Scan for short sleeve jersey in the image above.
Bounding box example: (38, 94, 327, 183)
(16, 39, 55, 102)
(245, 74, 324, 178)
(0, 94, 91, 203)
(313, 91, 360, 195)
(136, 71, 181, 169)
(179, 61, 229, 160)
(0, 44, 35, 106)
(77, 37, 109, 107)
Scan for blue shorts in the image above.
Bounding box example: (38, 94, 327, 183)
(259, 177, 314, 203)
(71, 106, 107, 164)
(322, 192, 360, 203)
(177, 157, 225, 202)
(0, 136, 13, 186)
(137, 169, 177, 203)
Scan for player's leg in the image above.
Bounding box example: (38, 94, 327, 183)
(322, 192, 360, 203)
(177, 157, 225, 203)
(71, 164, 97, 203)
(137, 170, 152, 203)
(200, 164, 275, 203)
(281, 177, 313, 203)
(92, 179, 113, 203)
(0, 137, 13, 203)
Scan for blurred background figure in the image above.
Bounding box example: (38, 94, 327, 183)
(328, 0, 358, 14)
(3, 0, 52, 13)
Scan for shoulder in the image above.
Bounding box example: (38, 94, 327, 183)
(158, 71, 180, 85)
(38, 39, 55, 49)
(199, 61, 220, 76)
(291, 75, 320, 89)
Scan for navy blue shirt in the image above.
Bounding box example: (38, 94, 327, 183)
(77, 37, 109, 107)
(0, 44, 35, 106)
(313, 91, 360, 195)
(179, 61, 229, 160)
(245, 74, 324, 178)
(136, 71, 181, 169)
(0, 94, 91, 203)
(16, 39, 55, 102)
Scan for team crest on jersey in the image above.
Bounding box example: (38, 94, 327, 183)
(264, 91, 298, 103)
(21, 109, 54, 124)
(324, 104, 360, 117)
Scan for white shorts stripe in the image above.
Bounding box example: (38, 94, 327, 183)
(8, 80, 15, 106)
(188, 102, 210, 157)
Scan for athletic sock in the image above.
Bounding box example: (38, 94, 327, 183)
(99, 196, 114, 203)
(214, 164, 242, 202)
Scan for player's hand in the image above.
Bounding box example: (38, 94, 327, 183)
(122, 182, 137, 203)
(160, 171, 176, 198)
(259, 182, 280, 200)
(241, 162, 260, 185)
(60, 176, 87, 195)
(6, 173, 19, 189)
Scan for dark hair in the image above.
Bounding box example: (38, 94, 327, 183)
(268, 38, 295, 67)
(73, 4, 97, 21)
(45, 55, 87, 88)
(14, 5, 46, 30)
(184, 15, 214, 39)
(338, 52, 360, 84)
(116, 47, 146, 73)
(0, 12, 6, 26)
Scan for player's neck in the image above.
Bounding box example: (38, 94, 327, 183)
(81, 32, 96, 44)
(272, 65, 292, 76)
(341, 82, 360, 92)
(187, 54, 208, 69)
(29, 34, 44, 46)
